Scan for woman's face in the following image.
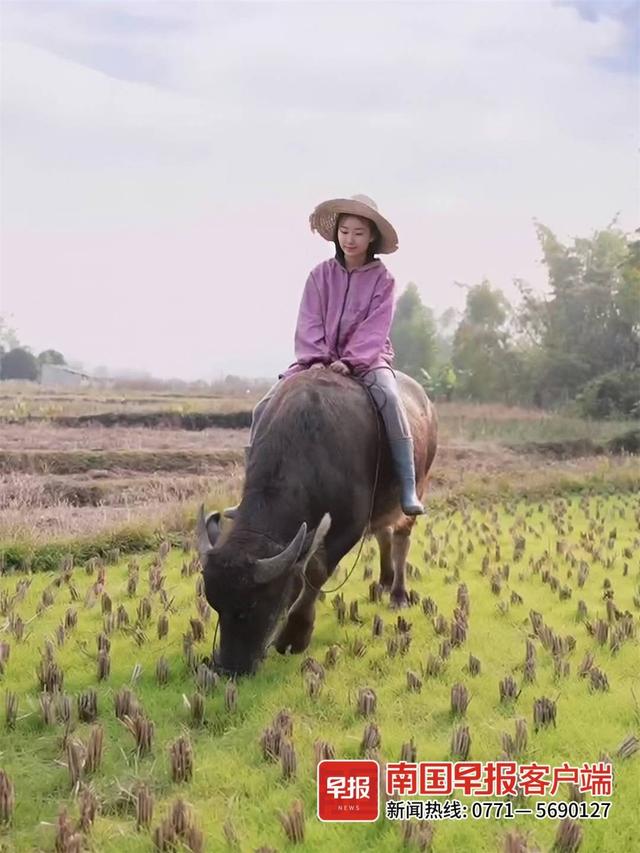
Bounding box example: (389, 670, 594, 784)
(337, 215, 374, 260)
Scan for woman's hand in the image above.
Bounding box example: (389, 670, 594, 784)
(309, 363, 325, 371)
(329, 360, 351, 376)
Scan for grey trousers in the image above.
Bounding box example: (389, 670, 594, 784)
(249, 366, 411, 445)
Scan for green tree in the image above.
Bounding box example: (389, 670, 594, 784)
(38, 349, 66, 366)
(391, 283, 437, 382)
(0, 347, 40, 381)
(516, 223, 640, 407)
(451, 281, 517, 402)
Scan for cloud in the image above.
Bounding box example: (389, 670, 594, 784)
(0, 1, 637, 379)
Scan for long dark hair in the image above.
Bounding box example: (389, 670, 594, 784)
(333, 213, 381, 267)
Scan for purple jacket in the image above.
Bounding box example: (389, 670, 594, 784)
(279, 258, 396, 380)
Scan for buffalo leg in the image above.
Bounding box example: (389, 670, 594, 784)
(389, 516, 415, 608)
(375, 525, 395, 590)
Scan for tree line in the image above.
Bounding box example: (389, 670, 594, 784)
(2, 221, 638, 419)
(0, 317, 67, 381)
(391, 222, 640, 419)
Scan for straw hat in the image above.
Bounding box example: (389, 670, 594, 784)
(309, 194, 399, 254)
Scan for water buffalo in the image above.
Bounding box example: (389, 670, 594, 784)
(197, 369, 437, 676)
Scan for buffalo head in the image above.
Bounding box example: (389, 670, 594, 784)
(197, 507, 331, 676)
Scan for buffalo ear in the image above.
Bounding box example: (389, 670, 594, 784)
(196, 505, 222, 561)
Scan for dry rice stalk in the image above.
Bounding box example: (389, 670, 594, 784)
(77, 784, 98, 833)
(356, 687, 377, 716)
(188, 692, 205, 727)
(5, 692, 18, 729)
(97, 651, 110, 682)
(37, 655, 64, 693)
(616, 734, 640, 759)
(195, 663, 219, 695)
(451, 725, 470, 760)
(401, 819, 435, 851)
(54, 808, 83, 853)
(157, 614, 169, 639)
(170, 735, 193, 783)
(305, 673, 323, 699)
(578, 652, 594, 678)
(278, 799, 305, 844)
(40, 691, 55, 725)
(407, 671, 423, 693)
(313, 740, 336, 767)
(324, 644, 340, 668)
(300, 657, 325, 681)
(66, 738, 85, 788)
(123, 714, 154, 756)
(422, 596, 437, 616)
(189, 618, 205, 642)
(349, 636, 368, 658)
(224, 681, 238, 713)
(451, 683, 469, 716)
(503, 829, 539, 853)
(84, 725, 104, 774)
(589, 668, 609, 692)
(261, 726, 283, 761)
(423, 654, 444, 678)
(360, 722, 381, 755)
(552, 818, 582, 852)
(533, 697, 557, 731)
(114, 687, 139, 721)
(280, 739, 297, 780)
(273, 708, 293, 737)
(400, 737, 417, 762)
(135, 782, 154, 830)
(156, 657, 169, 685)
(0, 771, 14, 825)
(500, 676, 519, 703)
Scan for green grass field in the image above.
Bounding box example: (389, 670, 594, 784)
(1, 493, 638, 851)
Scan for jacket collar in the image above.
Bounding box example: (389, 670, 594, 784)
(331, 256, 382, 273)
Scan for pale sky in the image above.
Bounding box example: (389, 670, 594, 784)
(1, 0, 638, 380)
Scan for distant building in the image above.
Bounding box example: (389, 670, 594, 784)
(40, 363, 93, 388)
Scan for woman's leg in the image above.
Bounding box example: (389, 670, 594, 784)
(362, 367, 424, 515)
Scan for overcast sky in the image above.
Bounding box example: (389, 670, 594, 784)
(1, 0, 638, 380)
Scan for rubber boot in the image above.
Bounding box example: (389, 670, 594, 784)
(223, 445, 251, 519)
(389, 437, 425, 516)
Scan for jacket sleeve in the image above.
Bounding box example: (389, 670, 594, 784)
(294, 271, 331, 366)
(340, 272, 395, 373)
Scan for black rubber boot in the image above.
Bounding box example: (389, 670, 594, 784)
(223, 446, 251, 519)
(389, 437, 425, 516)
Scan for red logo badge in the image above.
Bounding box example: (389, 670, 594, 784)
(317, 759, 380, 822)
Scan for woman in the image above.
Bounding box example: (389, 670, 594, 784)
(240, 194, 423, 516)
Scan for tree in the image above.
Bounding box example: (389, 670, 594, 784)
(38, 349, 66, 366)
(451, 281, 517, 402)
(0, 347, 40, 381)
(515, 223, 640, 407)
(390, 283, 437, 382)
(0, 316, 19, 351)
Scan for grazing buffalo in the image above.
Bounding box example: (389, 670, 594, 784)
(197, 369, 437, 675)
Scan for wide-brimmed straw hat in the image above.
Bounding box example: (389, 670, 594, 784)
(309, 194, 399, 254)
